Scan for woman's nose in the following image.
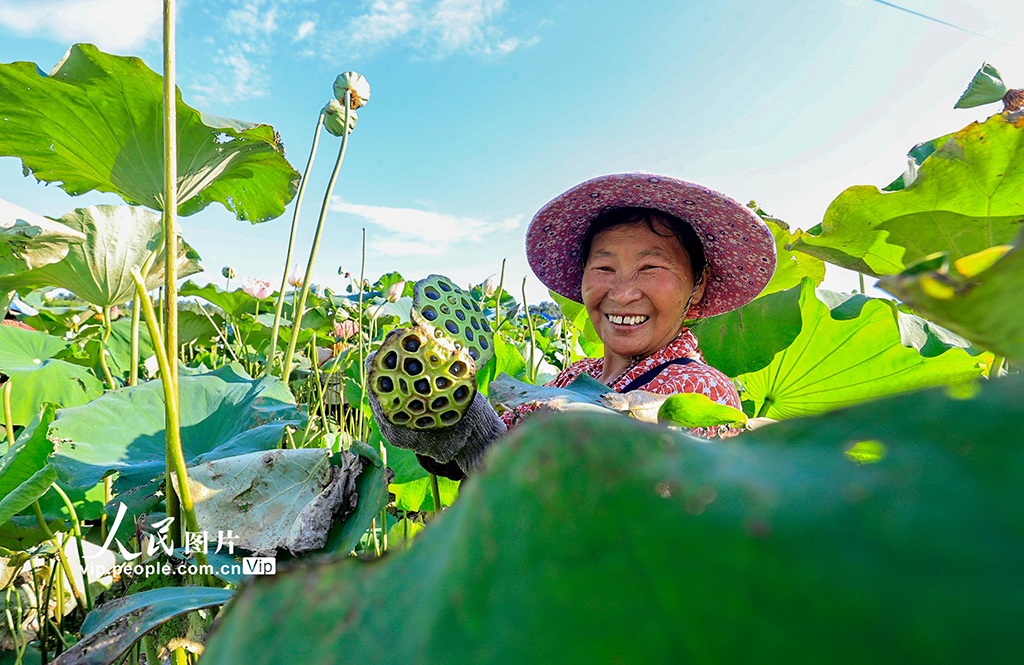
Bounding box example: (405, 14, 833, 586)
(606, 275, 642, 304)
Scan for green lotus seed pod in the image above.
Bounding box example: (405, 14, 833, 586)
(368, 326, 477, 431)
(333, 71, 370, 109)
(222, 266, 236, 280)
(322, 99, 359, 137)
(411, 274, 494, 368)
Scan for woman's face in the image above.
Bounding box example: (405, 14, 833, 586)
(581, 220, 705, 362)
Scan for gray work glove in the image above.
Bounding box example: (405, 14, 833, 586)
(366, 327, 506, 479)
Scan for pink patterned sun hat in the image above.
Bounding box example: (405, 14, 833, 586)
(526, 173, 776, 319)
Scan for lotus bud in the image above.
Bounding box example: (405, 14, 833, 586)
(222, 266, 236, 280)
(242, 277, 273, 300)
(109, 305, 121, 320)
(334, 319, 359, 340)
(144, 355, 159, 378)
(322, 99, 358, 137)
(482, 274, 499, 298)
(384, 281, 405, 302)
(287, 263, 304, 288)
(550, 319, 563, 338)
(333, 71, 370, 109)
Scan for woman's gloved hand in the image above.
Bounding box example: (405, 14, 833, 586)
(366, 326, 505, 479)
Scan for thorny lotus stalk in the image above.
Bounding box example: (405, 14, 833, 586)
(131, 268, 212, 582)
(162, 0, 182, 546)
(130, 252, 158, 389)
(281, 91, 355, 382)
(267, 110, 327, 378)
(494, 259, 507, 331)
(98, 306, 116, 390)
(51, 483, 93, 611)
(522, 277, 538, 383)
(2, 380, 12, 446)
(31, 500, 86, 613)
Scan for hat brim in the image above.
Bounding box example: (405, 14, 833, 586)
(525, 173, 777, 319)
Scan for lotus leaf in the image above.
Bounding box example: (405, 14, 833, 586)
(878, 230, 1024, 365)
(790, 112, 1024, 276)
(0, 205, 201, 308)
(169, 448, 363, 556)
(201, 374, 1024, 664)
(0, 404, 58, 525)
(0, 324, 104, 427)
(737, 279, 987, 419)
(0, 44, 299, 223)
(48, 363, 305, 492)
(0, 197, 84, 276)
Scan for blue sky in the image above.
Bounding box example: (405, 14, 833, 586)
(1, 0, 1022, 303)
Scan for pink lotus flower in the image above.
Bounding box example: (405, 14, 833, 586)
(333, 319, 359, 340)
(384, 281, 405, 302)
(242, 277, 273, 300)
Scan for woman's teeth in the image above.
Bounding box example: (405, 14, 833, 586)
(607, 314, 649, 326)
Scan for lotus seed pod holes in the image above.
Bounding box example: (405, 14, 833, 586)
(412, 274, 494, 368)
(369, 327, 477, 430)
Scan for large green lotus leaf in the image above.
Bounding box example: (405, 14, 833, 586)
(48, 363, 305, 492)
(0, 197, 85, 275)
(689, 284, 804, 377)
(0, 44, 299, 223)
(0, 206, 201, 308)
(0, 515, 66, 551)
(748, 206, 825, 296)
(0, 404, 58, 524)
(737, 280, 986, 420)
(790, 112, 1024, 276)
(58, 587, 234, 665)
(201, 375, 1024, 664)
(180, 281, 275, 319)
(878, 232, 1024, 365)
(0, 324, 104, 427)
(169, 448, 364, 557)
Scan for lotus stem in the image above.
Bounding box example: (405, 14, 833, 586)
(142, 636, 160, 665)
(281, 91, 354, 384)
(130, 294, 141, 387)
(51, 483, 93, 611)
(31, 501, 86, 613)
(430, 473, 442, 515)
(195, 301, 241, 364)
(494, 258, 506, 331)
(131, 269, 211, 579)
(98, 307, 116, 390)
(357, 228, 367, 439)
(858, 272, 866, 295)
(2, 380, 12, 447)
(268, 110, 326, 378)
(756, 397, 774, 419)
(522, 277, 537, 383)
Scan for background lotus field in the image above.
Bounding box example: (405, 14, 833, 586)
(1, 26, 1023, 665)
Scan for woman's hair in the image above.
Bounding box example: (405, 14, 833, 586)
(582, 206, 707, 284)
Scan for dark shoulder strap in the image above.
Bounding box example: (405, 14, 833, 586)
(620, 358, 696, 393)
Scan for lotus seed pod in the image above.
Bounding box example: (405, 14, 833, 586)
(368, 326, 477, 431)
(333, 71, 370, 109)
(222, 266, 236, 280)
(322, 99, 359, 137)
(411, 274, 494, 368)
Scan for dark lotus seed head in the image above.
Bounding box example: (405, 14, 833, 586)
(408, 399, 425, 413)
(404, 358, 423, 375)
(440, 410, 460, 424)
(425, 288, 440, 300)
(393, 412, 410, 424)
(445, 321, 459, 334)
(455, 310, 466, 321)
(469, 348, 479, 361)
(430, 354, 440, 363)
(461, 298, 470, 309)
(472, 302, 481, 312)
(481, 320, 491, 332)
(392, 397, 400, 406)
(441, 305, 451, 315)
(414, 378, 430, 394)
(423, 307, 438, 321)
(435, 330, 444, 338)
(416, 416, 435, 428)
(447, 295, 457, 305)
(450, 361, 466, 376)
(383, 351, 398, 369)
(480, 337, 489, 349)
(438, 281, 452, 292)
(471, 319, 480, 330)
(377, 376, 394, 393)
(399, 378, 409, 392)
(453, 385, 469, 402)
(431, 396, 449, 410)
(403, 335, 421, 352)
(435, 377, 451, 389)
(454, 342, 463, 350)
(465, 329, 474, 341)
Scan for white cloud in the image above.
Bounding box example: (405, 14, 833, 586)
(190, 44, 270, 106)
(225, 1, 280, 38)
(331, 0, 538, 59)
(333, 198, 521, 256)
(294, 19, 317, 42)
(0, 0, 161, 52)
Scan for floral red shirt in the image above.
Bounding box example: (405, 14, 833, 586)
(499, 329, 742, 439)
